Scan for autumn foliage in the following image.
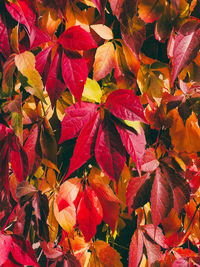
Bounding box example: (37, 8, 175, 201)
(1, 0, 200, 266)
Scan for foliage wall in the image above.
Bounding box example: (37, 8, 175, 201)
(1, 0, 200, 266)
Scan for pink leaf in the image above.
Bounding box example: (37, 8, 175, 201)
(150, 168, 173, 228)
(126, 173, 151, 215)
(171, 20, 200, 85)
(95, 116, 126, 183)
(0, 16, 10, 58)
(143, 234, 162, 266)
(46, 49, 66, 107)
(128, 229, 143, 267)
(59, 102, 98, 143)
(77, 185, 103, 242)
(65, 112, 101, 179)
(105, 89, 147, 123)
(58, 26, 97, 51)
(91, 0, 107, 17)
(141, 148, 159, 173)
(115, 123, 146, 174)
(62, 50, 88, 103)
(0, 233, 12, 265)
(143, 224, 168, 249)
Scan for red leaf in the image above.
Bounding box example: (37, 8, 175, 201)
(46, 49, 66, 107)
(35, 46, 52, 84)
(58, 26, 97, 51)
(77, 185, 103, 242)
(128, 229, 143, 267)
(162, 164, 190, 214)
(126, 173, 151, 215)
(59, 102, 98, 143)
(95, 116, 126, 183)
(66, 112, 101, 179)
(62, 50, 88, 103)
(90, 178, 121, 232)
(0, 16, 10, 58)
(172, 259, 190, 267)
(24, 125, 40, 174)
(150, 168, 173, 228)
(115, 123, 146, 173)
(171, 20, 200, 85)
(105, 89, 147, 123)
(11, 235, 39, 266)
(10, 145, 29, 182)
(0, 233, 12, 265)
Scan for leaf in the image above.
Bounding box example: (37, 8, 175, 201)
(115, 122, 146, 173)
(93, 42, 115, 81)
(162, 163, 190, 214)
(15, 51, 46, 103)
(141, 148, 159, 173)
(88, 170, 121, 232)
(10, 144, 29, 182)
(0, 233, 12, 265)
(77, 185, 103, 242)
(105, 89, 147, 123)
(150, 167, 173, 228)
(82, 78, 102, 103)
(121, 16, 146, 59)
(162, 208, 182, 237)
(126, 173, 152, 215)
(168, 109, 200, 153)
(58, 26, 97, 51)
(59, 102, 98, 143)
(128, 229, 143, 267)
(90, 24, 113, 40)
(171, 20, 200, 85)
(93, 240, 123, 267)
(11, 235, 39, 267)
(45, 49, 66, 107)
(90, 0, 107, 16)
(95, 116, 126, 183)
(110, 0, 137, 24)
(66, 112, 101, 178)
(0, 14, 10, 58)
(24, 125, 39, 174)
(143, 233, 162, 266)
(62, 50, 88, 103)
(138, 0, 165, 23)
(143, 224, 168, 248)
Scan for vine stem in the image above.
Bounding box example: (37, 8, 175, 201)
(1, 204, 17, 232)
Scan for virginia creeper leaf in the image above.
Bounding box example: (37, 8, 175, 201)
(143, 233, 162, 266)
(58, 26, 97, 51)
(128, 229, 143, 267)
(93, 42, 115, 81)
(105, 89, 147, 123)
(62, 50, 88, 103)
(115, 122, 146, 173)
(171, 20, 200, 85)
(59, 102, 98, 143)
(150, 167, 173, 228)
(77, 185, 103, 242)
(95, 115, 126, 183)
(0, 233, 12, 265)
(66, 112, 101, 178)
(126, 173, 152, 215)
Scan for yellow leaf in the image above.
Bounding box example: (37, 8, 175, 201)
(82, 78, 102, 103)
(10, 24, 19, 53)
(93, 42, 115, 81)
(48, 197, 59, 242)
(123, 120, 141, 134)
(39, 9, 61, 36)
(15, 51, 46, 103)
(90, 24, 113, 40)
